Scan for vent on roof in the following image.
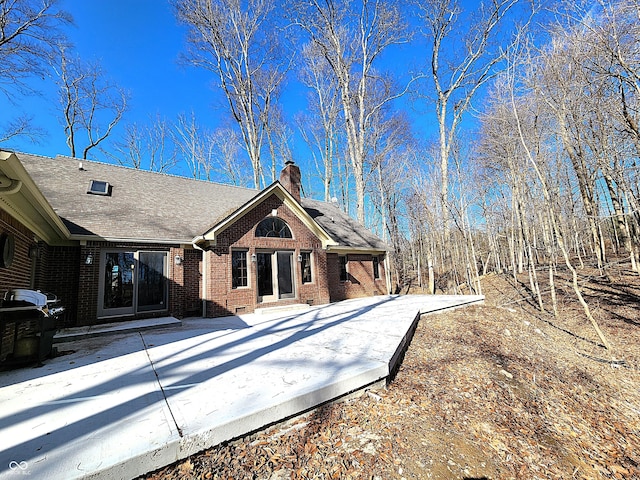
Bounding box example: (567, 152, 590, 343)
(87, 180, 111, 196)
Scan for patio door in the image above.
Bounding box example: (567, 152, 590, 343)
(257, 251, 295, 303)
(98, 250, 168, 318)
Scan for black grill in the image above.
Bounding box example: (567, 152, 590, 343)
(0, 289, 65, 368)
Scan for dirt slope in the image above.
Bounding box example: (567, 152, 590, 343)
(142, 267, 640, 479)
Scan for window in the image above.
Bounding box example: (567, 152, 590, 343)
(232, 250, 248, 288)
(255, 217, 292, 238)
(373, 256, 380, 279)
(87, 180, 111, 196)
(301, 251, 312, 284)
(339, 255, 348, 282)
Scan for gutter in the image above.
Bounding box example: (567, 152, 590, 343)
(326, 245, 389, 255)
(71, 235, 195, 246)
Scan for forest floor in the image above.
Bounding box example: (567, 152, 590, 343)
(141, 262, 640, 480)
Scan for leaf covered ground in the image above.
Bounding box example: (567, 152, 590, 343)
(141, 265, 640, 479)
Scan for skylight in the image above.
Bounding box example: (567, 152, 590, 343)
(87, 180, 111, 196)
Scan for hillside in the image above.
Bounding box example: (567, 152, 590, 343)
(142, 265, 640, 479)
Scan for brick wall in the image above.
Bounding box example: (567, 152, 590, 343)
(204, 194, 331, 317)
(183, 248, 203, 317)
(0, 210, 37, 360)
(168, 246, 203, 319)
(327, 253, 387, 302)
(34, 243, 80, 328)
(72, 241, 202, 325)
(77, 243, 102, 325)
(0, 210, 35, 293)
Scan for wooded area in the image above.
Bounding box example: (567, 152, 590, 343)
(2, 1, 639, 348)
(142, 269, 640, 479)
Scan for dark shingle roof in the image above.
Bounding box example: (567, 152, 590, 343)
(17, 152, 388, 251)
(301, 198, 388, 251)
(18, 153, 256, 242)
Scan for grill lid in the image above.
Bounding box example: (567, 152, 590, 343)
(4, 289, 48, 308)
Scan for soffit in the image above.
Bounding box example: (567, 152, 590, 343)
(0, 151, 70, 244)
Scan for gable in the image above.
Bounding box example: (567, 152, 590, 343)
(195, 183, 337, 249)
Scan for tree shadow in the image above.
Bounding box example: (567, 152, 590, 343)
(0, 295, 413, 478)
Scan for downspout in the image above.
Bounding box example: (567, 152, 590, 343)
(202, 250, 207, 317)
(192, 235, 208, 317)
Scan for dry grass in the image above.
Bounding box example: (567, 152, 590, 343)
(142, 266, 640, 479)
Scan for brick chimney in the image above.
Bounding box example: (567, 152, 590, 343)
(279, 160, 301, 202)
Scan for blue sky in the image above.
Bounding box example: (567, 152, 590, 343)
(1, 0, 220, 164)
(1, 0, 434, 174)
(1, 0, 519, 191)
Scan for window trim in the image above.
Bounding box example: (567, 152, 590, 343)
(255, 217, 293, 238)
(231, 249, 249, 289)
(301, 251, 313, 284)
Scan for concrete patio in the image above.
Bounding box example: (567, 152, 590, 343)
(0, 294, 483, 480)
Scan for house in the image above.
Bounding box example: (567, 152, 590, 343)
(0, 150, 390, 329)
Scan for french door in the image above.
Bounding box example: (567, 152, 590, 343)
(98, 250, 168, 317)
(257, 251, 295, 303)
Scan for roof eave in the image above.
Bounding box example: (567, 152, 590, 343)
(0, 150, 71, 244)
(326, 245, 389, 255)
(70, 233, 194, 246)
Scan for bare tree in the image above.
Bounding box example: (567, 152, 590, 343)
(0, 0, 70, 144)
(0, 0, 70, 94)
(477, 32, 614, 348)
(172, 110, 206, 179)
(416, 0, 529, 235)
(55, 48, 128, 159)
(264, 105, 293, 183)
(369, 111, 415, 290)
(292, 0, 411, 223)
(175, 0, 290, 189)
(112, 115, 177, 173)
(571, 0, 640, 151)
(560, 0, 640, 270)
(208, 126, 251, 185)
(297, 41, 342, 202)
(0, 114, 44, 143)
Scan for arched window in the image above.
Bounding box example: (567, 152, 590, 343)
(255, 217, 292, 238)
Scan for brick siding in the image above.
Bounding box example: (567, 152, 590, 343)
(0, 211, 37, 360)
(34, 243, 80, 328)
(0, 210, 35, 292)
(204, 194, 331, 317)
(327, 253, 387, 302)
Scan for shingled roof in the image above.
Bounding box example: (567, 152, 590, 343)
(301, 198, 388, 251)
(16, 152, 388, 251)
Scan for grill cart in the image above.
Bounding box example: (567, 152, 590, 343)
(0, 289, 65, 368)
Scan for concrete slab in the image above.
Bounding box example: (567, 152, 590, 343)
(0, 294, 482, 480)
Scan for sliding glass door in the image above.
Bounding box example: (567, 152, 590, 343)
(98, 250, 168, 318)
(138, 252, 167, 311)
